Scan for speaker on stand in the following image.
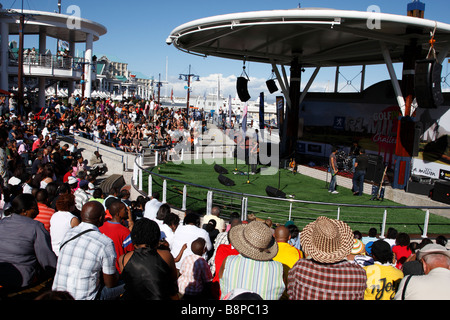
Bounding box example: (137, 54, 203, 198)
(366, 154, 384, 184)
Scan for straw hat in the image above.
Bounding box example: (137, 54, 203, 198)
(300, 216, 354, 263)
(228, 221, 278, 261)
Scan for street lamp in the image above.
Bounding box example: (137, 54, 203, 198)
(178, 64, 200, 117)
(156, 73, 163, 105)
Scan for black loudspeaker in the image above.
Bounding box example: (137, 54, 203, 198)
(407, 180, 434, 196)
(265, 186, 286, 198)
(236, 77, 251, 102)
(100, 174, 125, 195)
(218, 174, 235, 187)
(214, 164, 229, 174)
(431, 180, 450, 204)
(366, 154, 384, 184)
(414, 59, 444, 109)
(266, 79, 278, 94)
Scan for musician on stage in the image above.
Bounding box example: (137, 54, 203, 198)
(352, 148, 369, 196)
(328, 147, 339, 194)
(249, 137, 259, 174)
(349, 141, 361, 172)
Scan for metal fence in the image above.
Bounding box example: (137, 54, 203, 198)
(9, 51, 87, 70)
(132, 153, 450, 238)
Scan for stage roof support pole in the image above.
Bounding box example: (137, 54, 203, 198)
(380, 42, 406, 116)
(334, 66, 340, 93)
(281, 65, 290, 93)
(300, 66, 320, 105)
(360, 65, 366, 92)
(270, 61, 291, 107)
(282, 57, 302, 159)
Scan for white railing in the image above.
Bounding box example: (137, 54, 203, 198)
(132, 153, 450, 238)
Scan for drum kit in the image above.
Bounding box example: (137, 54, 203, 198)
(335, 150, 353, 173)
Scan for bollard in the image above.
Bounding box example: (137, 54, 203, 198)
(148, 175, 152, 197)
(163, 180, 167, 204)
(422, 210, 430, 239)
(182, 185, 187, 211)
(206, 191, 213, 215)
(380, 209, 388, 239)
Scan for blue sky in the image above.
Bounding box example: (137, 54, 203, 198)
(4, 0, 450, 99)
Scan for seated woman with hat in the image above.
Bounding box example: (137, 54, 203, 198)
(218, 221, 285, 300)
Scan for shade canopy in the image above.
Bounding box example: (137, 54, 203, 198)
(167, 8, 450, 67)
(2, 9, 107, 42)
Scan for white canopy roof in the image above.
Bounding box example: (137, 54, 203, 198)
(167, 8, 450, 67)
(1, 9, 107, 42)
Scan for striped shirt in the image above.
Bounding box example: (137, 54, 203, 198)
(220, 254, 285, 300)
(208, 231, 229, 274)
(35, 203, 55, 232)
(287, 259, 367, 300)
(74, 188, 91, 211)
(52, 222, 117, 300)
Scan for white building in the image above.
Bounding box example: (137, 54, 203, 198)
(95, 55, 153, 100)
(0, 7, 107, 108)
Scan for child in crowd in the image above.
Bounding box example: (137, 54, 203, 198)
(177, 238, 213, 300)
(392, 232, 412, 270)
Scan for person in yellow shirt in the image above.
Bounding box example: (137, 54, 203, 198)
(273, 225, 303, 300)
(273, 225, 303, 268)
(364, 240, 404, 300)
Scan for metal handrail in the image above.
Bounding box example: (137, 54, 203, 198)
(9, 51, 87, 71)
(134, 153, 450, 211)
(132, 149, 450, 238)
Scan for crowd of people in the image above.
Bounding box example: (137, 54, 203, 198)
(0, 96, 449, 302)
(10, 93, 210, 158)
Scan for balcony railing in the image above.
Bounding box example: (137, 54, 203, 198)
(8, 51, 88, 72)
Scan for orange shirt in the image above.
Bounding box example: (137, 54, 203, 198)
(35, 203, 55, 232)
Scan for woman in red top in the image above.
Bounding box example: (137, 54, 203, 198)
(210, 243, 239, 299)
(392, 232, 412, 269)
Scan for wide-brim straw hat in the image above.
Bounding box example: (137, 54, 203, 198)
(301, 216, 354, 263)
(229, 221, 278, 261)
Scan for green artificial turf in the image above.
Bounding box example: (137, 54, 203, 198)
(141, 159, 450, 236)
